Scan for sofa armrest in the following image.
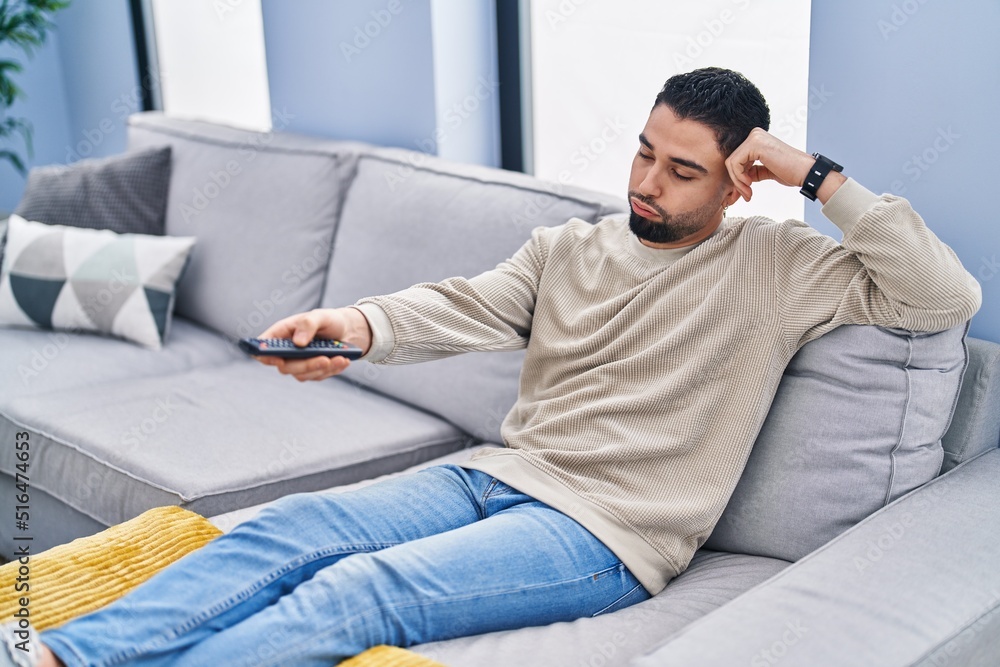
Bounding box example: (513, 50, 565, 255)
(633, 448, 1000, 667)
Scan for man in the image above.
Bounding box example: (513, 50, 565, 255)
(10, 67, 980, 667)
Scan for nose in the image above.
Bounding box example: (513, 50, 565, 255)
(636, 164, 661, 199)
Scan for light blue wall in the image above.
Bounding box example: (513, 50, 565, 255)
(806, 0, 1000, 343)
(0, 35, 72, 213)
(3, 0, 497, 215)
(0, 0, 138, 214)
(56, 0, 141, 164)
(429, 0, 500, 167)
(260, 0, 437, 149)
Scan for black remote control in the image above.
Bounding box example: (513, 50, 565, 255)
(238, 337, 364, 360)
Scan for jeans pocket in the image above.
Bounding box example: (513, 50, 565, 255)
(592, 582, 649, 617)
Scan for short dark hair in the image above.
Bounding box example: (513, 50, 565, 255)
(654, 67, 770, 157)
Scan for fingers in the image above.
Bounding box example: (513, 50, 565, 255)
(257, 313, 300, 341)
(253, 308, 352, 380)
(257, 310, 323, 347)
(260, 355, 352, 382)
(291, 311, 321, 347)
(725, 153, 754, 203)
(727, 127, 793, 203)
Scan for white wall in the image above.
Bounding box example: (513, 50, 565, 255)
(529, 0, 812, 222)
(429, 0, 502, 166)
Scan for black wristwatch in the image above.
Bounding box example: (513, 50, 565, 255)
(799, 153, 843, 201)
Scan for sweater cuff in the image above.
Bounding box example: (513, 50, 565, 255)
(350, 303, 395, 363)
(821, 177, 883, 237)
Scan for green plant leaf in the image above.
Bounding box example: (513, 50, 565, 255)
(0, 149, 27, 176)
(0, 0, 69, 170)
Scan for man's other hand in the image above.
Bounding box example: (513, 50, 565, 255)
(252, 307, 373, 382)
(724, 128, 846, 205)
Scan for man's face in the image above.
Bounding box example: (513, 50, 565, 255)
(627, 104, 737, 248)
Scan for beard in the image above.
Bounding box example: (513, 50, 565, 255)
(627, 191, 721, 245)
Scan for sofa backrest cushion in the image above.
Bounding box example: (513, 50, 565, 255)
(126, 113, 368, 340)
(704, 322, 968, 562)
(322, 147, 626, 441)
(940, 337, 1000, 472)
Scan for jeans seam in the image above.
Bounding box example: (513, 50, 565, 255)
(480, 478, 499, 503)
(34, 635, 87, 667)
(101, 541, 399, 666)
(262, 562, 629, 665)
(592, 582, 644, 617)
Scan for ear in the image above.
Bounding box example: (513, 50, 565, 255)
(723, 185, 742, 208)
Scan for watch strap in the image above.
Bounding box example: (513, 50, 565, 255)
(800, 153, 843, 201)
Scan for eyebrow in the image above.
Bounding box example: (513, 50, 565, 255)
(639, 133, 709, 175)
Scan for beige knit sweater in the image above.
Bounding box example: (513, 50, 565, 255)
(353, 179, 981, 594)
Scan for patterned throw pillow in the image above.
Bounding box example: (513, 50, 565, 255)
(0, 215, 195, 349)
(1, 146, 172, 268)
(13, 145, 172, 235)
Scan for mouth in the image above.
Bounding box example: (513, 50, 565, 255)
(630, 198, 660, 220)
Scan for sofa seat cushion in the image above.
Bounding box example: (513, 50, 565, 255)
(704, 323, 969, 562)
(414, 549, 789, 667)
(0, 361, 469, 528)
(323, 148, 627, 443)
(0, 315, 244, 402)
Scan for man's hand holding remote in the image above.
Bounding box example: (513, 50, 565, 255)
(253, 307, 373, 382)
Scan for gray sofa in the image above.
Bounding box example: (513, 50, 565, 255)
(1, 113, 999, 666)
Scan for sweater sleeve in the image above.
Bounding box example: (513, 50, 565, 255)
(773, 178, 981, 348)
(352, 223, 557, 364)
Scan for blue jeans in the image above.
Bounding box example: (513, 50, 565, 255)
(41, 465, 649, 666)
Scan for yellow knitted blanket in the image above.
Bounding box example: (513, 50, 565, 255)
(0, 506, 445, 667)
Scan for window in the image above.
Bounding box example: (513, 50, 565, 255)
(150, 0, 271, 131)
(528, 0, 812, 221)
